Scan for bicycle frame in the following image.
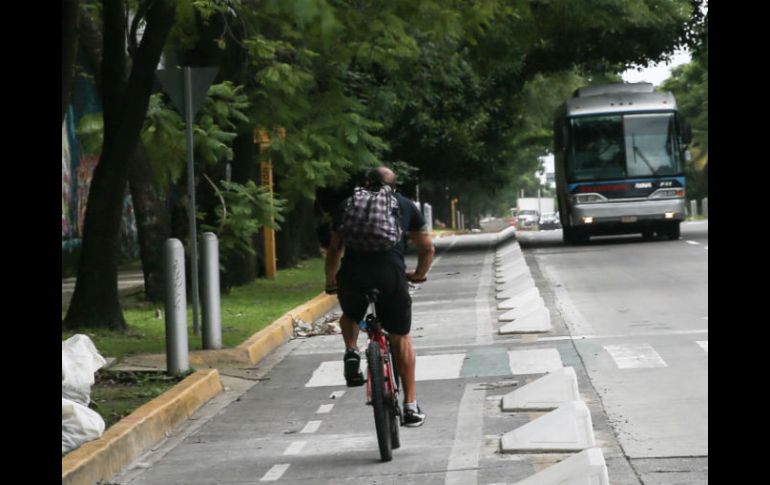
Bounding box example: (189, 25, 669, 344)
(360, 304, 399, 407)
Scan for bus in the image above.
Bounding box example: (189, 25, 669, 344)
(553, 83, 692, 244)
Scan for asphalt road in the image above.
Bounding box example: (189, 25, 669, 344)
(111, 222, 707, 485)
(517, 221, 708, 484)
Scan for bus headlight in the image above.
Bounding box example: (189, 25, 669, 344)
(572, 193, 607, 204)
(649, 188, 685, 199)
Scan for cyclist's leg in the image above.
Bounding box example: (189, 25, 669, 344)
(339, 313, 360, 350)
(389, 333, 416, 403)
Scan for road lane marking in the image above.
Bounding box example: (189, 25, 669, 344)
(316, 404, 334, 414)
(300, 420, 322, 433)
(283, 441, 307, 456)
(696, 341, 708, 353)
(306, 354, 466, 387)
(686, 240, 701, 245)
(604, 344, 667, 369)
(260, 464, 290, 482)
(508, 349, 563, 374)
(445, 384, 486, 485)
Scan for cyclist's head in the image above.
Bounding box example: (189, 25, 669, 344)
(365, 166, 396, 190)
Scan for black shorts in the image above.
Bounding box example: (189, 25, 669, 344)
(336, 262, 412, 336)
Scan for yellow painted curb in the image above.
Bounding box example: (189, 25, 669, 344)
(62, 369, 223, 485)
(238, 292, 337, 364)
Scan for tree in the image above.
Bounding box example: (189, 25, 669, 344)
(63, 0, 176, 331)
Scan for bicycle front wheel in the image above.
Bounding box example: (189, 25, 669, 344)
(367, 341, 393, 462)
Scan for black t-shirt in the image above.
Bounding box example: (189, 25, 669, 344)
(333, 190, 426, 270)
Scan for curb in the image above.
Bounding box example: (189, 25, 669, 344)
(62, 369, 223, 485)
(63, 292, 339, 484)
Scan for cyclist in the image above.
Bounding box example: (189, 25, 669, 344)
(324, 166, 435, 427)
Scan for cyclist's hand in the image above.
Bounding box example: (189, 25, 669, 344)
(406, 271, 427, 283)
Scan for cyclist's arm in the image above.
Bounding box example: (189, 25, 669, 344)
(407, 230, 434, 282)
(324, 230, 344, 293)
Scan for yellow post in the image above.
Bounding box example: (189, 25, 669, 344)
(451, 198, 459, 229)
(255, 128, 277, 279)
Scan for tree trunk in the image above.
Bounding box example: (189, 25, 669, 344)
(129, 144, 170, 302)
(63, 0, 176, 330)
(62, 0, 79, 125)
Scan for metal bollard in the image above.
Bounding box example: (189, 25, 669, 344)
(164, 239, 189, 376)
(690, 200, 697, 218)
(201, 232, 222, 350)
(423, 203, 433, 232)
(702, 197, 708, 219)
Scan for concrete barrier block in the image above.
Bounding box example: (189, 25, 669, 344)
(500, 401, 596, 453)
(498, 297, 545, 322)
(499, 307, 552, 334)
(502, 367, 579, 411)
(496, 280, 536, 300)
(512, 448, 609, 485)
(498, 288, 541, 310)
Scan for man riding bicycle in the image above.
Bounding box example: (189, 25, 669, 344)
(324, 166, 435, 427)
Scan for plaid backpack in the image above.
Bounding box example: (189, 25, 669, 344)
(338, 185, 402, 252)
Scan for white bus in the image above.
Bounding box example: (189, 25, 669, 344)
(553, 83, 692, 244)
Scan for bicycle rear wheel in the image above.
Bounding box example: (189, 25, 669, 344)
(388, 346, 401, 449)
(367, 341, 392, 462)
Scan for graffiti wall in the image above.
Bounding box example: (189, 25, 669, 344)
(62, 63, 139, 264)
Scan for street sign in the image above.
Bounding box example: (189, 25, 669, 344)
(155, 66, 219, 337)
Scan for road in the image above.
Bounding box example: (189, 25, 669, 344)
(111, 222, 707, 485)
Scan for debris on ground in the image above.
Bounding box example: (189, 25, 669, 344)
(292, 312, 342, 338)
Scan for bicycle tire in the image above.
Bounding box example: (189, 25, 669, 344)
(388, 345, 401, 449)
(367, 341, 392, 462)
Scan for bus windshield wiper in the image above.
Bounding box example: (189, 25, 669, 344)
(631, 134, 658, 175)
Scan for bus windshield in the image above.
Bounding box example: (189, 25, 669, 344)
(568, 113, 682, 181)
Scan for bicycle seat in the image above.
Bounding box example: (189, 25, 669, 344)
(365, 288, 380, 304)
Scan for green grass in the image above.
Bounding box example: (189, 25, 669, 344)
(89, 370, 187, 429)
(62, 258, 326, 359)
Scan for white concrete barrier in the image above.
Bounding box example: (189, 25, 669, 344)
(502, 367, 579, 411)
(512, 448, 609, 485)
(500, 401, 596, 453)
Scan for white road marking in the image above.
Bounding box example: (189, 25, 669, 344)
(305, 354, 466, 387)
(604, 344, 667, 369)
(300, 420, 322, 434)
(445, 384, 486, 485)
(283, 441, 307, 456)
(260, 464, 290, 482)
(508, 349, 564, 374)
(686, 240, 701, 245)
(696, 341, 708, 353)
(316, 404, 334, 414)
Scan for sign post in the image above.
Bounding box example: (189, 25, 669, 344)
(156, 66, 218, 336)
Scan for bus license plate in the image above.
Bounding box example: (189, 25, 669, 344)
(621, 216, 637, 223)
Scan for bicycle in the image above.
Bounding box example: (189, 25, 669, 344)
(358, 288, 402, 462)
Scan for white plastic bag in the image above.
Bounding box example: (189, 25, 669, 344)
(62, 397, 105, 455)
(62, 334, 107, 405)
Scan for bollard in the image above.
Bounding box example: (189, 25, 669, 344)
(164, 239, 189, 375)
(702, 197, 708, 219)
(690, 200, 697, 218)
(423, 203, 433, 233)
(201, 232, 222, 350)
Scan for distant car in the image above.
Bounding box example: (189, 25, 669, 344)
(516, 210, 540, 229)
(539, 212, 561, 230)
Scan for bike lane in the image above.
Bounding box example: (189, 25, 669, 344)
(111, 230, 635, 485)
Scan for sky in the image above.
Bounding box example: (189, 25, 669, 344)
(621, 48, 692, 86)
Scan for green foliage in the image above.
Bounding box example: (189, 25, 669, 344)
(141, 81, 250, 188)
(200, 180, 287, 270)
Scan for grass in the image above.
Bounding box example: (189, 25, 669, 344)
(89, 370, 187, 429)
(62, 257, 326, 359)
